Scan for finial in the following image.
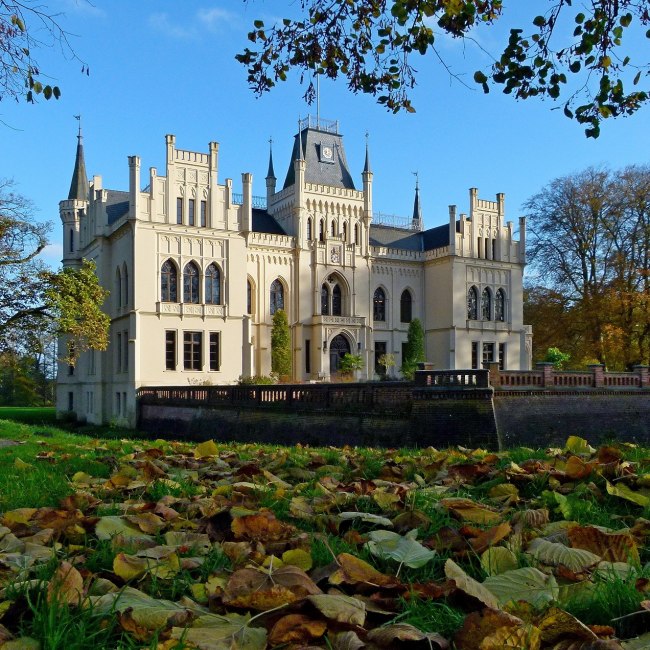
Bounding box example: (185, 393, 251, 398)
(267, 136, 276, 179)
(363, 131, 371, 174)
(412, 170, 419, 191)
(74, 114, 82, 140)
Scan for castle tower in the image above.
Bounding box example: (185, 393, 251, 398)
(59, 121, 89, 267)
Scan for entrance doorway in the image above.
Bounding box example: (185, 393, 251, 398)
(329, 334, 350, 373)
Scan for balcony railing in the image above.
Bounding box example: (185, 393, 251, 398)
(231, 193, 267, 209)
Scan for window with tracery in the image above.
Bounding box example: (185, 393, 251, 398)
(374, 288, 386, 322)
(183, 261, 200, 304)
(481, 288, 492, 321)
(205, 263, 221, 304)
(332, 284, 342, 316)
(270, 279, 284, 315)
(321, 284, 329, 315)
(495, 288, 506, 322)
(467, 286, 478, 320)
(161, 260, 178, 302)
(400, 290, 412, 323)
(307, 218, 312, 240)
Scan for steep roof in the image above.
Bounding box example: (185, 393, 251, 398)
(252, 208, 286, 235)
(369, 221, 460, 252)
(68, 133, 90, 201)
(283, 121, 356, 191)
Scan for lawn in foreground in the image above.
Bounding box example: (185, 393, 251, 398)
(0, 419, 649, 648)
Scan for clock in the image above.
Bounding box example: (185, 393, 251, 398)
(320, 143, 334, 162)
(330, 247, 341, 263)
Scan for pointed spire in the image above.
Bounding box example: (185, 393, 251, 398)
(68, 115, 89, 201)
(363, 131, 371, 174)
(266, 137, 276, 179)
(412, 172, 422, 228)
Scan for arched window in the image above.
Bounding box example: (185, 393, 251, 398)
(307, 218, 312, 240)
(343, 222, 348, 242)
(115, 267, 122, 309)
(161, 260, 178, 302)
(331, 220, 336, 237)
(321, 284, 329, 315)
(183, 261, 200, 304)
(319, 219, 325, 242)
(332, 284, 342, 316)
(122, 264, 129, 307)
(495, 288, 506, 322)
(354, 224, 360, 245)
(247, 279, 253, 315)
(373, 288, 386, 322)
(481, 288, 492, 320)
(205, 263, 221, 304)
(400, 290, 412, 323)
(467, 286, 478, 320)
(270, 279, 284, 315)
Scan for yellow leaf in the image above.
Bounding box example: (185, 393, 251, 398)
(606, 480, 650, 507)
(282, 549, 313, 572)
(565, 436, 595, 455)
(481, 547, 519, 576)
(113, 553, 149, 581)
(194, 440, 219, 458)
(2, 508, 37, 526)
(14, 458, 33, 470)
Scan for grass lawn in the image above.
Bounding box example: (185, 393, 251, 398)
(0, 419, 649, 648)
(0, 406, 57, 425)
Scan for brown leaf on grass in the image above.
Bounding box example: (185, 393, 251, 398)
(598, 446, 623, 465)
(124, 513, 166, 535)
(565, 456, 594, 480)
(425, 526, 470, 554)
(454, 608, 527, 650)
(330, 553, 401, 589)
(141, 460, 167, 482)
(537, 607, 600, 644)
(568, 526, 640, 564)
(366, 623, 449, 648)
(47, 561, 84, 606)
(440, 498, 502, 525)
(392, 509, 432, 533)
(468, 522, 512, 554)
(329, 630, 365, 649)
(268, 614, 327, 645)
(481, 624, 541, 649)
(307, 593, 366, 626)
(231, 510, 295, 541)
(550, 640, 624, 649)
(223, 565, 321, 609)
(510, 508, 550, 529)
(444, 559, 499, 609)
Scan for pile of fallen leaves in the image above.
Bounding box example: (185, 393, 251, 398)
(2, 434, 650, 648)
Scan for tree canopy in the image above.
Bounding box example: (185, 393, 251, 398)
(238, 0, 650, 136)
(0, 179, 109, 364)
(524, 166, 650, 369)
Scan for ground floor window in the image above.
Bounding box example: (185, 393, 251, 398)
(305, 339, 311, 374)
(482, 342, 495, 367)
(471, 342, 479, 370)
(68, 391, 74, 412)
(115, 391, 121, 416)
(165, 331, 177, 370)
(209, 332, 220, 371)
(375, 341, 387, 376)
(184, 331, 202, 370)
(499, 343, 506, 371)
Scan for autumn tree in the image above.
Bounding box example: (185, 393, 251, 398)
(0, 179, 109, 364)
(525, 166, 650, 369)
(271, 308, 292, 378)
(238, 0, 650, 136)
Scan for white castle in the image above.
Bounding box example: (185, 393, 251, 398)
(56, 116, 532, 426)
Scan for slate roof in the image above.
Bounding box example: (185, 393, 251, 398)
(107, 200, 130, 225)
(283, 126, 356, 191)
(252, 208, 286, 235)
(68, 136, 90, 201)
(369, 221, 461, 252)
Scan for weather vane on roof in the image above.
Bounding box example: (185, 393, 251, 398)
(73, 114, 82, 138)
(412, 170, 419, 190)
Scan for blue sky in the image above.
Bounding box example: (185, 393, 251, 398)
(3, 1, 649, 267)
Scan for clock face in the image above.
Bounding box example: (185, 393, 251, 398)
(321, 145, 333, 161)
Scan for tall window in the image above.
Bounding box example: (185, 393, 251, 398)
(307, 218, 312, 240)
(115, 267, 122, 310)
(319, 219, 325, 242)
(498, 343, 506, 370)
(123, 330, 129, 371)
(209, 332, 220, 371)
(200, 200, 207, 227)
(165, 331, 177, 370)
(188, 199, 195, 226)
(471, 341, 479, 369)
(305, 340, 311, 374)
(343, 222, 348, 242)
(270, 279, 284, 315)
(373, 288, 386, 322)
(331, 220, 336, 237)
(205, 263, 221, 304)
(495, 288, 506, 322)
(467, 286, 478, 320)
(116, 332, 122, 373)
(161, 260, 178, 302)
(374, 341, 387, 375)
(122, 264, 129, 307)
(176, 198, 183, 225)
(247, 279, 253, 315)
(354, 224, 359, 245)
(69, 228, 74, 252)
(400, 290, 412, 323)
(321, 284, 329, 315)
(482, 342, 495, 366)
(183, 261, 200, 303)
(184, 331, 202, 370)
(481, 288, 492, 321)
(332, 284, 342, 316)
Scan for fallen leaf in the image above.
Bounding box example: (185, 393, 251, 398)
(307, 593, 366, 625)
(47, 561, 84, 606)
(444, 558, 499, 609)
(484, 567, 559, 608)
(268, 614, 327, 646)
